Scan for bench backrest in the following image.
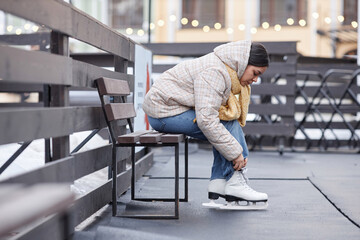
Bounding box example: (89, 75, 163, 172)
(96, 77, 135, 143)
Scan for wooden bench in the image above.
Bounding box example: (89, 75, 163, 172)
(0, 184, 74, 238)
(95, 77, 188, 219)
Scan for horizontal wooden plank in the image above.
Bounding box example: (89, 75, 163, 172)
(295, 104, 360, 114)
(96, 77, 130, 96)
(298, 85, 360, 98)
(243, 122, 295, 136)
(139, 133, 163, 143)
(70, 53, 114, 67)
(0, 32, 50, 46)
(152, 64, 175, 73)
(72, 60, 134, 90)
(0, 106, 106, 145)
(0, 83, 43, 92)
(262, 62, 296, 77)
(0, 184, 74, 237)
(0, 107, 73, 145)
(300, 121, 359, 129)
(0, 45, 133, 88)
(249, 104, 294, 116)
(73, 106, 107, 132)
(161, 134, 185, 143)
(0, 0, 133, 60)
(0, 103, 43, 108)
(1, 144, 130, 184)
(153, 62, 296, 76)
(1, 156, 75, 184)
(144, 41, 297, 57)
(104, 103, 136, 121)
(252, 83, 295, 95)
(117, 130, 154, 143)
(0, 45, 72, 85)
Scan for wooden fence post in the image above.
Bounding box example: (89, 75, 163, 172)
(50, 31, 70, 161)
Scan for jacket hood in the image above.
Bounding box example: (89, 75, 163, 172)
(213, 40, 251, 79)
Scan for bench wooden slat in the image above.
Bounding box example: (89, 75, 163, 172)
(139, 133, 164, 143)
(161, 134, 185, 143)
(117, 130, 154, 143)
(104, 103, 136, 121)
(96, 77, 130, 96)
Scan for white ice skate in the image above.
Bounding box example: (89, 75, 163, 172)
(202, 179, 227, 208)
(203, 169, 268, 210)
(222, 169, 268, 210)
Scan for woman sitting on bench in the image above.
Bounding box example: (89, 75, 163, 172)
(143, 40, 269, 209)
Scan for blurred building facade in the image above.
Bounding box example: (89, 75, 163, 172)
(0, 0, 358, 58)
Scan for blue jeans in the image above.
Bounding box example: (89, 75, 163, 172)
(147, 110, 249, 181)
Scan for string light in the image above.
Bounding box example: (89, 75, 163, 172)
(6, 25, 13, 32)
(287, 18, 294, 25)
(181, 18, 188, 25)
(214, 23, 222, 30)
(324, 17, 331, 24)
(238, 24, 245, 31)
(337, 15, 344, 22)
(191, 20, 199, 27)
(250, 27, 257, 34)
(226, 27, 234, 34)
(157, 19, 165, 27)
(137, 29, 144, 36)
(351, 21, 358, 28)
(126, 28, 133, 35)
(169, 15, 176, 22)
(15, 28, 22, 35)
(312, 12, 319, 19)
(32, 25, 39, 32)
(150, 23, 155, 30)
(203, 25, 210, 32)
(299, 19, 306, 26)
(24, 23, 31, 30)
(262, 22, 269, 29)
(274, 24, 281, 31)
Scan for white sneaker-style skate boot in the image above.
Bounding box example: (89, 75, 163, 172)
(207, 179, 226, 200)
(225, 169, 268, 203)
(202, 179, 226, 208)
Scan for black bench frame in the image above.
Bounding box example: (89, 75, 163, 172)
(96, 77, 188, 219)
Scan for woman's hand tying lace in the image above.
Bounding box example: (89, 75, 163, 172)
(232, 154, 248, 171)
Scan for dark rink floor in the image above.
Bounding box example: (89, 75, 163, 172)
(74, 144, 360, 240)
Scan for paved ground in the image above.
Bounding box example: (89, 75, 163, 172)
(75, 144, 360, 240)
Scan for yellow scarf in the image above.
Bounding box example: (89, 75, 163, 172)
(218, 65, 251, 127)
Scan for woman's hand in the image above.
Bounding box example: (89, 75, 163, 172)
(232, 154, 248, 171)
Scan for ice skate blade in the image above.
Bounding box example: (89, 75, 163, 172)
(202, 200, 225, 209)
(219, 201, 268, 210)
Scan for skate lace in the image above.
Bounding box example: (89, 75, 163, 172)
(238, 168, 256, 192)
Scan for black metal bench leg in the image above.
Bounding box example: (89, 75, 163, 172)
(131, 146, 135, 200)
(175, 143, 179, 219)
(184, 137, 189, 202)
(112, 146, 117, 216)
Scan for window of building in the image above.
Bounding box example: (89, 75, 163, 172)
(112, 0, 144, 29)
(260, 0, 307, 26)
(343, 0, 358, 25)
(181, 0, 225, 28)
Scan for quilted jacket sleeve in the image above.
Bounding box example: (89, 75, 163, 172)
(194, 68, 243, 161)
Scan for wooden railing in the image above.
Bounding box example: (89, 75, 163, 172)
(0, 0, 153, 239)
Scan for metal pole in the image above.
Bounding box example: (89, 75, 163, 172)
(148, 0, 151, 43)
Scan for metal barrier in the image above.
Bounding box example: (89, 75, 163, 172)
(293, 69, 360, 151)
(0, 0, 152, 239)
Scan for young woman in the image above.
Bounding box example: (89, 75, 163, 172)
(143, 40, 269, 206)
